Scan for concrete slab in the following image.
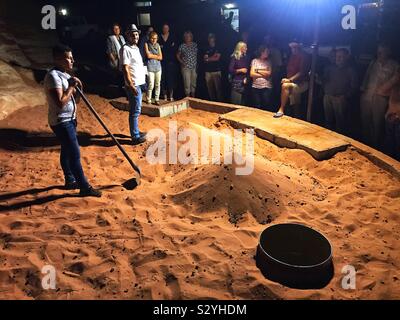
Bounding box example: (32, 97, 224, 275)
(110, 98, 189, 117)
(188, 98, 243, 114)
(219, 108, 350, 160)
(110, 97, 242, 118)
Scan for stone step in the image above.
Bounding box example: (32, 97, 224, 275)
(109, 98, 188, 117)
(220, 108, 349, 160)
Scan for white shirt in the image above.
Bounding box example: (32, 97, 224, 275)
(44, 69, 76, 126)
(107, 35, 125, 56)
(119, 43, 146, 86)
(362, 59, 399, 96)
(251, 58, 272, 89)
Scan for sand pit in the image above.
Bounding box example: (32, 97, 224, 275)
(0, 94, 400, 300)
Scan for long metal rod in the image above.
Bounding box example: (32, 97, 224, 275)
(76, 87, 141, 175)
(306, 2, 321, 122)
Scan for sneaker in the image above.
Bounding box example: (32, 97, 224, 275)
(273, 111, 284, 118)
(154, 100, 160, 106)
(132, 136, 147, 145)
(139, 131, 147, 138)
(169, 97, 174, 102)
(79, 186, 102, 197)
(64, 181, 79, 190)
(163, 95, 168, 100)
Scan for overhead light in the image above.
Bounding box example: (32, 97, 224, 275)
(134, 1, 152, 7)
(359, 2, 381, 9)
(59, 8, 68, 16)
(224, 3, 236, 9)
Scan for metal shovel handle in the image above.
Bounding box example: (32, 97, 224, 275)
(76, 87, 141, 176)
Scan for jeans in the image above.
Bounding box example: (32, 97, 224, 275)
(51, 120, 90, 189)
(205, 71, 223, 101)
(147, 70, 162, 102)
(231, 89, 244, 106)
(181, 67, 197, 96)
(251, 87, 272, 111)
(323, 94, 348, 134)
(384, 116, 400, 160)
(126, 86, 142, 139)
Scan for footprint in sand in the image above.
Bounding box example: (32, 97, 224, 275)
(131, 219, 144, 244)
(385, 189, 400, 199)
(130, 250, 168, 268)
(344, 224, 357, 233)
(67, 261, 85, 275)
(249, 283, 279, 300)
(24, 269, 43, 298)
(162, 265, 182, 299)
(323, 212, 341, 225)
(96, 214, 110, 227)
(9, 221, 23, 230)
(87, 275, 108, 290)
(60, 224, 76, 235)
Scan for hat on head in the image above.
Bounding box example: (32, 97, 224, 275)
(288, 38, 303, 48)
(125, 24, 141, 34)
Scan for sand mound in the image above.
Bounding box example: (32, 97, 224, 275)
(0, 94, 399, 300)
(169, 160, 303, 225)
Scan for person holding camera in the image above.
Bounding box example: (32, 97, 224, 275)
(44, 44, 102, 197)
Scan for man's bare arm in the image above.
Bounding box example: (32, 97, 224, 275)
(145, 43, 159, 60)
(207, 53, 221, 62)
(122, 64, 138, 96)
(288, 72, 301, 82)
(48, 86, 76, 109)
(176, 51, 184, 65)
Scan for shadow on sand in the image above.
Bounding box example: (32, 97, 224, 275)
(0, 184, 124, 212)
(0, 128, 132, 151)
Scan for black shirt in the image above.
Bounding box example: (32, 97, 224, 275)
(204, 46, 221, 72)
(159, 33, 177, 63)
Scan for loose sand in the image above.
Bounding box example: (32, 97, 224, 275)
(0, 94, 399, 300)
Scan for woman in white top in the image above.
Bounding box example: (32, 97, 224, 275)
(250, 45, 273, 111)
(144, 31, 163, 105)
(106, 23, 126, 69)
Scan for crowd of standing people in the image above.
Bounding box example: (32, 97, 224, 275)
(104, 22, 400, 160)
